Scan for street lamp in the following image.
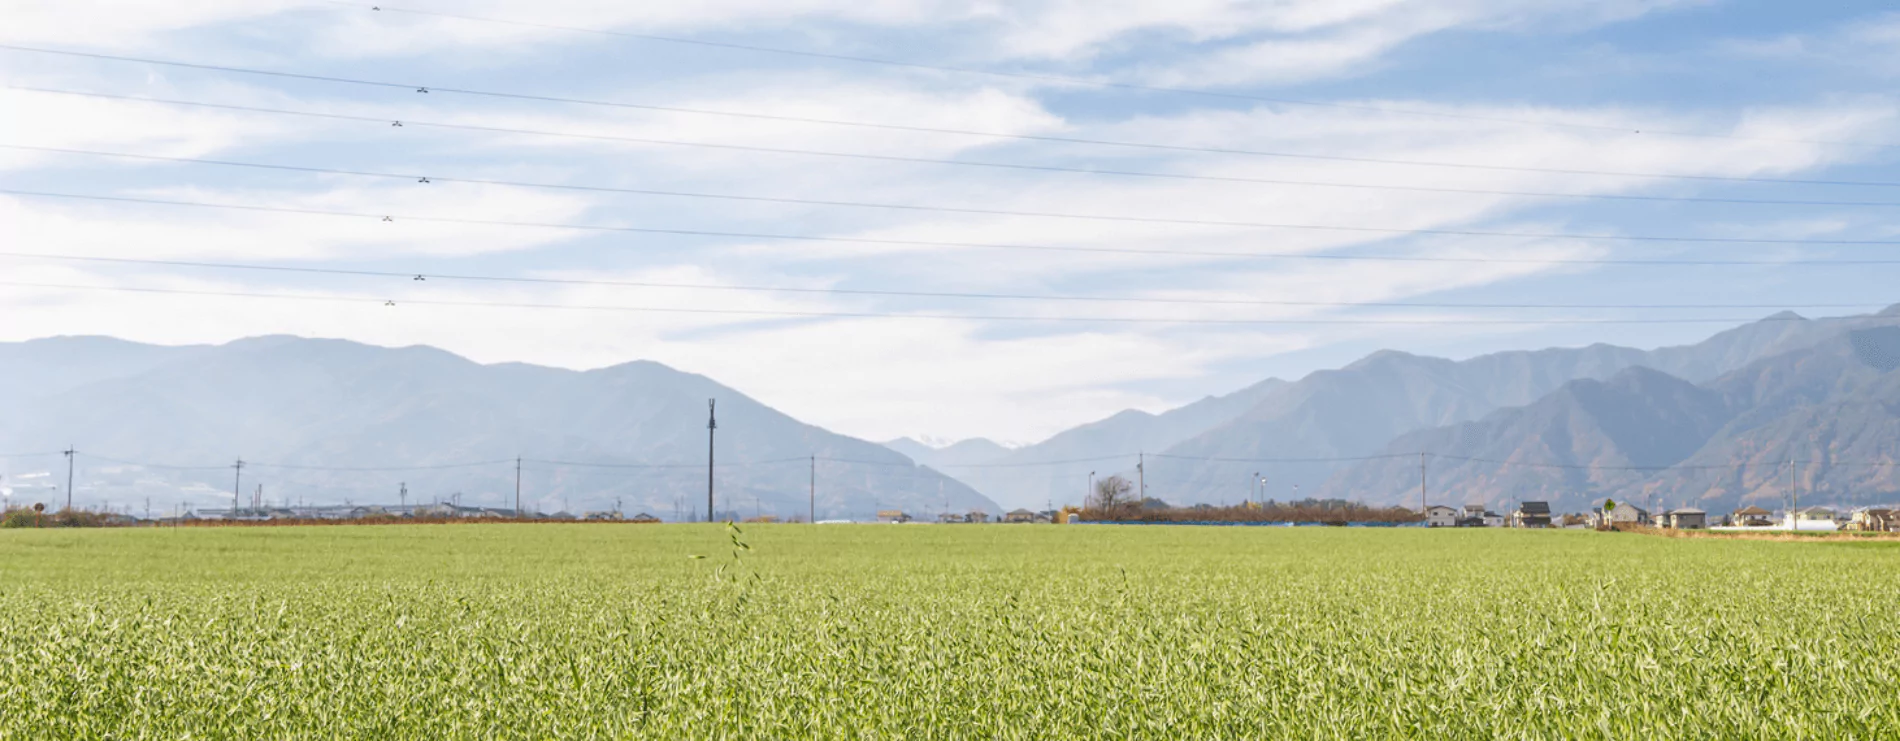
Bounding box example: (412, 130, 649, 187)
(1252, 472, 1260, 506)
(1088, 471, 1096, 506)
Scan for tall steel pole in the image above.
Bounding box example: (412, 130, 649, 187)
(707, 399, 717, 523)
(63, 447, 74, 512)
(1419, 453, 1427, 515)
(232, 458, 244, 518)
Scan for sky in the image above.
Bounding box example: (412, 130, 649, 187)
(3, 0, 1899, 446)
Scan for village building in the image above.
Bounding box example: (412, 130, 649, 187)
(1730, 505, 1774, 527)
(876, 510, 911, 524)
(1511, 501, 1552, 528)
(1424, 505, 1458, 528)
(1002, 509, 1036, 523)
(1849, 508, 1895, 532)
(1608, 502, 1649, 526)
(1663, 507, 1707, 529)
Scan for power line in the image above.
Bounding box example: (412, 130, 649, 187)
(8, 187, 1900, 249)
(5, 44, 1894, 172)
(324, 2, 1899, 151)
(0, 279, 1858, 326)
(20, 86, 1900, 190)
(16, 146, 1900, 224)
(247, 459, 515, 471)
(523, 456, 808, 469)
(6, 252, 1891, 310)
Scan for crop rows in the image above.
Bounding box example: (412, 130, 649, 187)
(2, 525, 1896, 739)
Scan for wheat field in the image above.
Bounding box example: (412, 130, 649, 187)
(2, 524, 1896, 739)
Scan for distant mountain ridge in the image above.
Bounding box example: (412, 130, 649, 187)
(0, 335, 997, 520)
(955, 308, 1884, 511)
(1318, 323, 1900, 512)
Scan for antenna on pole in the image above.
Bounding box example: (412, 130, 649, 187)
(706, 398, 717, 523)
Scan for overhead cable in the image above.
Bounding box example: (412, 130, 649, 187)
(3, 44, 1893, 171)
(4, 251, 1889, 308)
(0, 279, 1855, 326)
(17, 86, 1900, 190)
(18, 143, 1900, 215)
(7, 188, 1899, 248)
(322, 2, 1898, 150)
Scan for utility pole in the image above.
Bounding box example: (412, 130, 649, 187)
(1089, 471, 1096, 506)
(1788, 457, 1796, 528)
(1138, 453, 1145, 503)
(1252, 471, 1259, 506)
(63, 447, 75, 512)
(809, 455, 816, 524)
(1419, 453, 1427, 515)
(706, 398, 717, 523)
(514, 457, 522, 515)
(399, 482, 407, 510)
(232, 458, 244, 518)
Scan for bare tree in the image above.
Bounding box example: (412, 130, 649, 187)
(1089, 474, 1135, 513)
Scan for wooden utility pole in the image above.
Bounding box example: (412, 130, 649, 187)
(1137, 453, 1145, 503)
(706, 399, 717, 523)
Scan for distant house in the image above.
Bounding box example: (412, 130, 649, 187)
(1455, 504, 1502, 527)
(966, 511, 989, 523)
(1609, 502, 1649, 526)
(1849, 508, 1895, 532)
(628, 513, 661, 524)
(936, 512, 965, 524)
(1511, 502, 1552, 528)
(877, 510, 911, 524)
(1664, 507, 1707, 529)
(583, 511, 622, 521)
(1424, 505, 1458, 528)
(1730, 505, 1774, 527)
(1003, 509, 1036, 523)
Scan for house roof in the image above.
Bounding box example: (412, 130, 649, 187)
(1733, 505, 1772, 516)
(1425, 505, 1457, 513)
(1668, 507, 1706, 515)
(1517, 501, 1551, 515)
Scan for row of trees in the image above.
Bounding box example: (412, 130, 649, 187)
(1082, 475, 1422, 523)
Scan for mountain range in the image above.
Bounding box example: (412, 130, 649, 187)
(0, 335, 996, 520)
(9, 305, 1900, 519)
(886, 307, 1900, 512)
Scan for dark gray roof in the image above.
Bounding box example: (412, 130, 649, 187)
(1517, 501, 1551, 515)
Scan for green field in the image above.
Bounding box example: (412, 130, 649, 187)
(3, 524, 1897, 739)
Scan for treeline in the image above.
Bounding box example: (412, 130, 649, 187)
(1083, 498, 1422, 524)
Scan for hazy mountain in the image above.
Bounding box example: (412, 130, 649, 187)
(998, 309, 1864, 509)
(1319, 324, 1900, 513)
(882, 437, 1014, 470)
(963, 376, 1287, 510)
(1318, 366, 1733, 511)
(0, 335, 998, 520)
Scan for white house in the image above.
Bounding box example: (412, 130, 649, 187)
(1425, 505, 1458, 528)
